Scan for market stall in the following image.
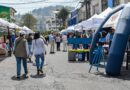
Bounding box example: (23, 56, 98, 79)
(81, 14, 104, 30)
(67, 38, 91, 61)
(22, 26, 34, 34)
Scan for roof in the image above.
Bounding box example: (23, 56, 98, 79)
(0, 5, 17, 13)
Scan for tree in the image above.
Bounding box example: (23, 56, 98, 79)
(21, 13, 37, 30)
(57, 7, 69, 27)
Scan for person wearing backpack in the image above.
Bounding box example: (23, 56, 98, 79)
(13, 31, 29, 79)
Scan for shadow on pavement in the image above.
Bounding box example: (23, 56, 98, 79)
(90, 66, 130, 81)
(0, 56, 8, 62)
(11, 76, 28, 81)
(68, 61, 88, 63)
(30, 74, 46, 78)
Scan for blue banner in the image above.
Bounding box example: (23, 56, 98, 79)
(68, 38, 92, 44)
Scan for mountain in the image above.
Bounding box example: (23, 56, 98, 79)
(15, 5, 74, 32)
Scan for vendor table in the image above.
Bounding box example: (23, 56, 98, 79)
(68, 49, 90, 61)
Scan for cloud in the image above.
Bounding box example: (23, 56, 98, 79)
(0, 0, 79, 14)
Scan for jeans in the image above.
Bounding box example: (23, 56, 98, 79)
(63, 41, 67, 51)
(56, 42, 60, 51)
(28, 44, 32, 57)
(16, 57, 28, 77)
(35, 53, 44, 70)
(50, 41, 55, 53)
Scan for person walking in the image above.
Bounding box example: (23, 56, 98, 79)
(56, 33, 61, 51)
(27, 33, 33, 62)
(49, 33, 55, 53)
(62, 34, 67, 52)
(31, 32, 46, 75)
(13, 31, 29, 79)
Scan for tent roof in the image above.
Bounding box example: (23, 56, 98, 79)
(99, 7, 112, 18)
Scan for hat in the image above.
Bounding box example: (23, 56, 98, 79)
(19, 31, 26, 35)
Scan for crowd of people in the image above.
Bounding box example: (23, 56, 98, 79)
(0, 27, 116, 79)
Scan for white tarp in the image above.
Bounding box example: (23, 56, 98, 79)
(103, 10, 122, 29)
(99, 7, 112, 18)
(0, 18, 10, 27)
(74, 22, 83, 31)
(9, 23, 22, 30)
(66, 26, 74, 32)
(22, 26, 34, 34)
(82, 14, 104, 30)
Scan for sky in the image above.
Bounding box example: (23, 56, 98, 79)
(0, 0, 80, 14)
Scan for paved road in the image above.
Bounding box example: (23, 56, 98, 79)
(0, 45, 130, 90)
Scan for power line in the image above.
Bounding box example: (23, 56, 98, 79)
(0, 0, 79, 5)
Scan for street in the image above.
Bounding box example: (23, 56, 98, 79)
(0, 45, 130, 90)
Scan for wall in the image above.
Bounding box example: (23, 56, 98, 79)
(0, 6, 10, 21)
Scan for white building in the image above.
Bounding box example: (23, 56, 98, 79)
(45, 10, 61, 31)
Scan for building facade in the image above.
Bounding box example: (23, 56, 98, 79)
(68, 0, 130, 26)
(0, 5, 16, 22)
(45, 10, 61, 31)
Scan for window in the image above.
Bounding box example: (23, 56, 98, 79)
(93, 4, 99, 14)
(124, 0, 130, 3)
(102, 0, 108, 11)
(113, 0, 120, 7)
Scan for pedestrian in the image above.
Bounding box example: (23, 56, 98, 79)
(49, 33, 55, 53)
(27, 33, 33, 62)
(62, 33, 67, 52)
(31, 32, 46, 75)
(13, 31, 29, 79)
(56, 33, 61, 51)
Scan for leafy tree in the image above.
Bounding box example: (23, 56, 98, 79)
(21, 13, 37, 30)
(57, 7, 69, 27)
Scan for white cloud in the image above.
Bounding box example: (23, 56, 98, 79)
(0, 0, 79, 14)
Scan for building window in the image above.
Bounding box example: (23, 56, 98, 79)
(102, 0, 108, 11)
(93, 4, 99, 14)
(113, 0, 120, 7)
(124, 0, 130, 3)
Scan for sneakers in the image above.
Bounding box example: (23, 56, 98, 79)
(22, 74, 29, 78)
(39, 69, 43, 74)
(37, 69, 44, 75)
(37, 70, 40, 75)
(16, 76, 20, 80)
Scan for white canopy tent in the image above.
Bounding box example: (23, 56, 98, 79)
(9, 23, 22, 30)
(60, 29, 67, 34)
(103, 10, 122, 29)
(66, 25, 75, 32)
(99, 7, 112, 18)
(0, 18, 10, 27)
(74, 22, 84, 32)
(81, 14, 104, 30)
(22, 26, 34, 34)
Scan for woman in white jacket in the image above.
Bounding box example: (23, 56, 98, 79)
(32, 32, 46, 75)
